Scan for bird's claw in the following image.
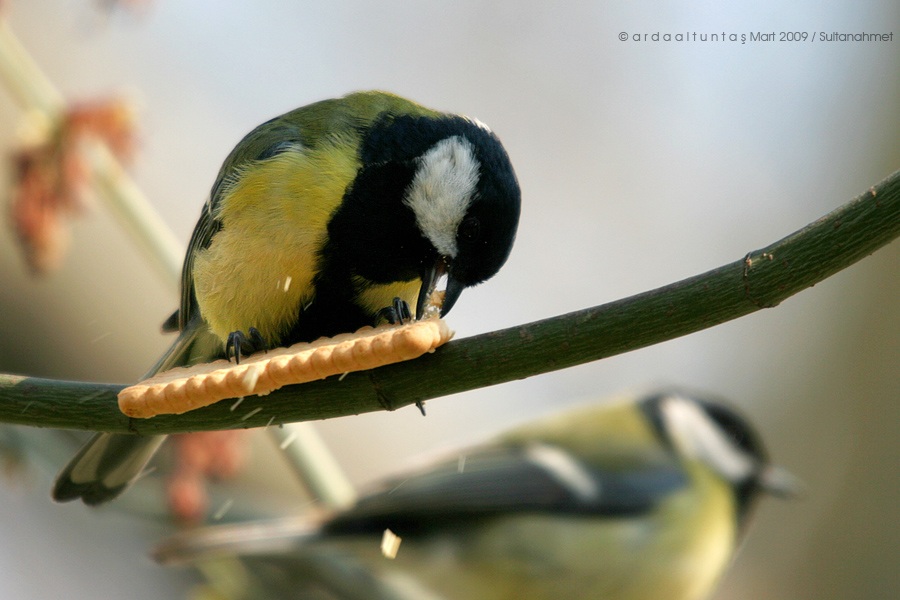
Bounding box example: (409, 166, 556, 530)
(225, 327, 267, 364)
(377, 297, 412, 325)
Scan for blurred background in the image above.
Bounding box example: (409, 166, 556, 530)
(0, 1, 897, 599)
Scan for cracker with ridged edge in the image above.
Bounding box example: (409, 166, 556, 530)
(118, 318, 454, 419)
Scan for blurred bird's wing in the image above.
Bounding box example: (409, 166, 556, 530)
(324, 442, 687, 535)
(155, 517, 417, 600)
(154, 516, 321, 565)
(154, 440, 688, 560)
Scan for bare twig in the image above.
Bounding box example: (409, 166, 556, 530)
(1, 168, 896, 433)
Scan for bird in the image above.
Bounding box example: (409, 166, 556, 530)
(153, 389, 800, 600)
(52, 90, 521, 506)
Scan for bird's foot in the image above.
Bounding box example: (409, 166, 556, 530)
(376, 297, 412, 326)
(225, 327, 267, 364)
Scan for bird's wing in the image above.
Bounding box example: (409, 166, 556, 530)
(325, 442, 687, 535)
(172, 118, 308, 330)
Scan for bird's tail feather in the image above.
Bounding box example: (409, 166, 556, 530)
(52, 318, 221, 505)
(153, 516, 321, 565)
(51, 433, 166, 504)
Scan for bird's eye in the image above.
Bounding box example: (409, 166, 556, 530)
(458, 217, 481, 243)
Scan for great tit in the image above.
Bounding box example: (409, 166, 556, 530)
(52, 91, 521, 506)
(154, 390, 799, 600)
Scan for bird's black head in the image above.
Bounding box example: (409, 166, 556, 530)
(354, 113, 521, 317)
(641, 391, 799, 530)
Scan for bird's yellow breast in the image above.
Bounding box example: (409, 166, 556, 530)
(193, 140, 360, 345)
(453, 469, 734, 600)
(627, 463, 737, 600)
(351, 275, 422, 319)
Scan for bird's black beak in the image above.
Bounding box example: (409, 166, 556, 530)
(417, 257, 465, 318)
(758, 464, 805, 499)
(441, 275, 464, 317)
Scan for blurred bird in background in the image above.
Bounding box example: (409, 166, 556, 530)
(155, 389, 799, 600)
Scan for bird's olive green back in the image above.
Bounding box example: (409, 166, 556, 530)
(500, 400, 675, 471)
(213, 91, 441, 193)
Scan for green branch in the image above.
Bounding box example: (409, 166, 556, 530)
(2, 169, 898, 434)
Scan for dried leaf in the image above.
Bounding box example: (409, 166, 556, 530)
(8, 97, 136, 274)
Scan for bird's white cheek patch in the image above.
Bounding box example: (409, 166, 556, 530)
(404, 136, 480, 258)
(661, 396, 756, 483)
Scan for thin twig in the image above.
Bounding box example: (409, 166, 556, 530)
(1, 168, 896, 433)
